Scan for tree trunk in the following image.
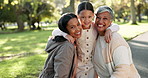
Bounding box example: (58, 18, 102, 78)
(130, 0, 137, 24)
(17, 15, 25, 31)
(137, 4, 142, 22)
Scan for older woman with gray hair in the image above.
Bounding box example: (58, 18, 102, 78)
(93, 6, 140, 78)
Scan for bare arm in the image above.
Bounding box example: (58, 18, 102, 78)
(105, 23, 120, 43)
(52, 28, 75, 43)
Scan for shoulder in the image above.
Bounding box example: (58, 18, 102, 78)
(56, 41, 75, 57)
(61, 41, 75, 49)
(111, 32, 125, 42)
(110, 32, 129, 48)
(59, 41, 75, 53)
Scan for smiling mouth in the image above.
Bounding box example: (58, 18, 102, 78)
(96, 24, 104, 27)
(75, 32, 81, 35)
(98, 25, 103, 27)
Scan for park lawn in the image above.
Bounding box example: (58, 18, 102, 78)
(0, 54, 47, 78)
(118, 22, 148, 40)
(0, 30, 53, 78)
(0, 22, 148, 78)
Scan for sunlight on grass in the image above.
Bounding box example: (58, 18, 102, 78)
(3, 46, 13, 50)
(9, 61, 25, 77)
(118, 24, 148, 40)
(0, 54, 47, 78)
(0, 39, 8, 45)
(0, 30, 52, 57)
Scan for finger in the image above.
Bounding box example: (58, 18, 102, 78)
(105, 35, 109, 43)
(108, 33, 112, 43)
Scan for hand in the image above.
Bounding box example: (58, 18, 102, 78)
(104, 29, 112, 43)
(49, 36, 55, 39)
(65, 35, 75, 44)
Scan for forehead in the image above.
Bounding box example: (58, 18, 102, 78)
(96, 11, 110, 17)
(79, 10, 94, 16)
(67, 18, 79, 25)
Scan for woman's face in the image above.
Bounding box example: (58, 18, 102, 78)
(66, 18, 82, 38)
(78, 10, 94, 29)
(95, 11, 112, 33)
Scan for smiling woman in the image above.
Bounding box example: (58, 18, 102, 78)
(39, 13, 82, 78)
(93, 6, 140, 78)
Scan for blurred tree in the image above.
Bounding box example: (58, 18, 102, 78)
(62, 0, 75, 14)
(130, 0, 137, 24)
(145, 9, 148, 21)
(80, 0, 89, 2)
(0, 0, 17, 22)
(54, 0, 66, 14)
(23, 0, 56, 30)
(0, 0, 57, 31)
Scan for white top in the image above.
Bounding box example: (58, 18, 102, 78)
(93, 35, 140, 78)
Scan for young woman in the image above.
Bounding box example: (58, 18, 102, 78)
(93, 6, 140, 78)
(39, 13, 82, 78)
(52, 2, 119, 78)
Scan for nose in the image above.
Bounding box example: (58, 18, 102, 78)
(84, 18, 89, 23)
(99, 18, 103, 24)
(75, 26, 80, 32)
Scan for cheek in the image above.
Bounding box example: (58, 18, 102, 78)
(105, 20, 111, 25)
(80, 19, 84, 23)
(69, 29, 75, 35)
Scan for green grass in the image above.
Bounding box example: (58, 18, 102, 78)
(0, 30, 53, 56)
(0, 54, 47, 78)
(118, 22, 148, 40)
(0, 30, 53, 78)
(0, 22, 148, 78)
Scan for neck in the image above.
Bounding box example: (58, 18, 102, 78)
(82, 25, 91, 29)
(99, 31, 105, 36)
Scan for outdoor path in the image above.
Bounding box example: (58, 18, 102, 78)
(128, 31, 148, 78)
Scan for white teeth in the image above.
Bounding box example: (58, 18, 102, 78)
(76, 32, 80, 34)
(98, 25, 103, 27)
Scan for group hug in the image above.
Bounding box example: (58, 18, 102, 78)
(39, 1, 140, 78)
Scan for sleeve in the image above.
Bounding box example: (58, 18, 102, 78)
(107, 23, 120, 32)
(110, 46, 131, 78)
(52, 28, 68, 38)
(54, 44, 75, 78)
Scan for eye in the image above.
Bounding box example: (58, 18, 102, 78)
(70, 26, 74, 29)
(88, 16, 92, 18)
(96, 17, 101, 19)
(103, 18, 108, 20)
(81, 16, 85, 19)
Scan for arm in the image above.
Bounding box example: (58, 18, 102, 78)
(107, 23, 120, 32)
(52, 28, 75, 43)
(105, 23, 120, 43)
(52, 28, 67, 37)
(54, 44, 75, 78)
(110, 46, 131, 78)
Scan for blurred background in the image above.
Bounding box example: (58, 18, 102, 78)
(0, 0, 147, 31)
(0, 0, 148, 78)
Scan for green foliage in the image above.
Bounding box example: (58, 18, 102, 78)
(0, 1, 17, 22)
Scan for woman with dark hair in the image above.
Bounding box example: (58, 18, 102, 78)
(39, 13, 82, 78)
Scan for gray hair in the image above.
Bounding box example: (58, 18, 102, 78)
(95, 6, 114, 20)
